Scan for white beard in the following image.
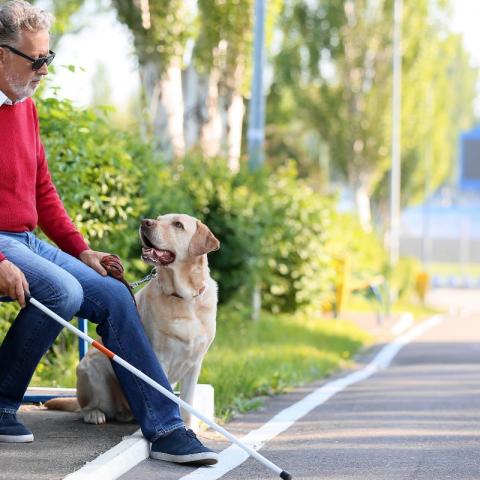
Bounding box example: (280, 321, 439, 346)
(4, 70, 40, 100)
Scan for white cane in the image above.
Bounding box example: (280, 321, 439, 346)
(27, 294, 293, 480)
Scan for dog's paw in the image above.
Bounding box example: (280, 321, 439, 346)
(83, 409, 107, 424)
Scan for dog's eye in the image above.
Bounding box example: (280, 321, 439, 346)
(173, 221, 184, 230)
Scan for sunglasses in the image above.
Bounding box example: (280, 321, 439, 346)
(0, 44, 55, 71)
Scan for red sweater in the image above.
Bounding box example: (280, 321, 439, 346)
(0, 98, 89, 262)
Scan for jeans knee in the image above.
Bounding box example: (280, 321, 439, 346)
(48, 278, 83, 318)
(102, 279, 134, 310)
(93, 278, 138, 330)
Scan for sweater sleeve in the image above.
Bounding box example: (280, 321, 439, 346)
(33, 106, 89, 258)
(0, 251, 5, 262)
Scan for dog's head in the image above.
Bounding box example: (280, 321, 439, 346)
(140, 214, 220, 266)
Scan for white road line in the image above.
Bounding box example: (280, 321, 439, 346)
(179, 314, 445, 480)
(63, 429, 148, 480)
(391, 312, 414, 335)
(64, 314, 444, 480)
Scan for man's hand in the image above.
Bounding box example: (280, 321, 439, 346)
(79, 249, 112, 276)
(0, 259, 29, 308)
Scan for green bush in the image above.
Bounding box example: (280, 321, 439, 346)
(143, 153, 261, 304)
(256, 163, 335, 312)
(391, 256, 423, 300)
(0, 302, 19, 344)
(1, 96, 386, 340)
(143, 156, 336, 311)
(37, 97, 152, 259)
(328, 212, 388, 284)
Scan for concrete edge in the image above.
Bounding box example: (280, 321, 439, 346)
(64, 429, 148, 480)
(63, 384, 215, 480)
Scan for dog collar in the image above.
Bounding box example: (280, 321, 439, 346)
(170, 285, 207, 299)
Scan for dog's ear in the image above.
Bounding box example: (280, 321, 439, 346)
(188, 221, 220, 256)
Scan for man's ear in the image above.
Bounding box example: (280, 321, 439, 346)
(188, 221, 220, 256)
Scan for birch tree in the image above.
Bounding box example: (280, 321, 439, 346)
(189, 0, 282, 171)
(112, 0, 191, 159)
(111, 0, 282, 167)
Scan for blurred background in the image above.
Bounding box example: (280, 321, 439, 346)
(2, 0, 479, 419)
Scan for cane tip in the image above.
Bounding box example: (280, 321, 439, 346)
(280, 471, 292, 480)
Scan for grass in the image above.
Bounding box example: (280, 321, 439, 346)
(29, 305, 371, 422)
(199, 307, 371, 421)
(428, 262, 480, 277)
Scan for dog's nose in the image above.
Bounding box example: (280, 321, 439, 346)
(142, 219, 155, 228)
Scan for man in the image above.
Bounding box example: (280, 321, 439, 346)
(0, 0, 218, 466)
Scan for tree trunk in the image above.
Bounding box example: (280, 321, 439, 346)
(140, 58, 185, 161)
(224, 62, 246, 172)
(226, 90, 245, 172)
(353, 178, 372, 232)
(183, 63, 206, 150)
(199, 67, 223, 158)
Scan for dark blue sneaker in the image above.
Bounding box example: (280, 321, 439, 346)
(150, 428, 218, 465)
(0, 413, 34, 443)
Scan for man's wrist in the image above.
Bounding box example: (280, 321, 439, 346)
(78, 248, 92, 259)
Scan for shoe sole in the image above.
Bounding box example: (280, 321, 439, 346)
(150, 450, 219, 465)
(0, 433, 34, 443)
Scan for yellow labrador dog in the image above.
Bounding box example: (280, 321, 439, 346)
(46, 214, 220, 429)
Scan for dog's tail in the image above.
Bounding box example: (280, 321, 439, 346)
(44, 397, 80, 412)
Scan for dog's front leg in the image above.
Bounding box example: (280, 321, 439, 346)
(179, 361, 203, 431)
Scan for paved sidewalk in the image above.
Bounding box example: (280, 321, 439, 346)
(0, 407, 138, 480)
(119, 289, 480, 479)
(0, 293, 446, 479)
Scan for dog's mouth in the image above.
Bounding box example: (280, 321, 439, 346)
(140, 232, 176, 266)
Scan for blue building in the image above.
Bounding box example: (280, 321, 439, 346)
(459, 126, 480, 191)
(400, 126, 480, 286)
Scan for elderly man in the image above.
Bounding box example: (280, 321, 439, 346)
(0, 0, 218, 466)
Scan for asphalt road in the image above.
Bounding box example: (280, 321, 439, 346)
(119, 290, 480, 480)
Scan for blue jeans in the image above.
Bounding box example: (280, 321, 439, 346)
(0, 231, 184, 442)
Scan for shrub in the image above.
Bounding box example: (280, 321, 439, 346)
(0, 95, 387, 343)
(323, 213, 389, 314)
(143, 153, 261, 304)
(327, 212, 388, 284)
(391, 256, 423, 300)
(37, 97, 152, 259)
(143, 156, 336, 311)
(256, 163, 336, 312)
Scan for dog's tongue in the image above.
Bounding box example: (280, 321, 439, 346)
(142, 248, 175, 265)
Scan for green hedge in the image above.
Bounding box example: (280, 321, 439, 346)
(0, 96, 397, 343)
(37, 97, 152, 259)
(142, 155, 337, 311)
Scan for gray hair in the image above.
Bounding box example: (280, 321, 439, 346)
(0, 0, 54, 46)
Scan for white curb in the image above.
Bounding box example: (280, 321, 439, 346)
(64, 429, 148, 480)
(64, 384, 215, 480)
